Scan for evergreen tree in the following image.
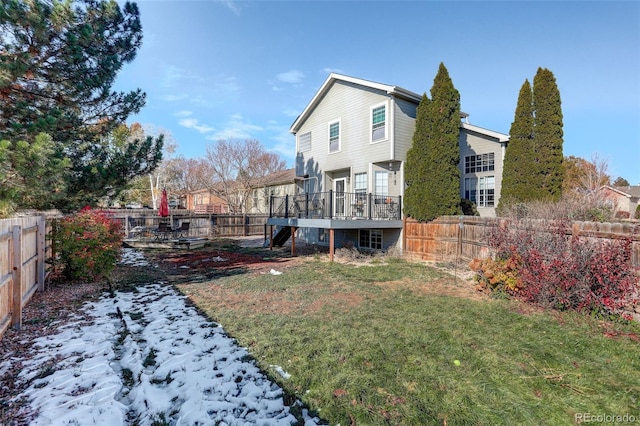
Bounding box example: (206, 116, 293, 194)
(405, 63, 461, 222)
(533, 67, 564, 202)
(0, 0, 162, 211)
(500, 68, 564, 208)
(499, 79, 535, 207)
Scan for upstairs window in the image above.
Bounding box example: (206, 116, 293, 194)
(371, 104, 386, 142)
(329, 121, 340, 153)
(298, 132, 311, 152)
(465, 153, 495, 173)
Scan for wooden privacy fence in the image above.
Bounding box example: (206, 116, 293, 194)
(108, 210, 269, 238)
(403, 216, 640, 270)
(0, 216, 48, 339)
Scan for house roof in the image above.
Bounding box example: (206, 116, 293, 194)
(461, 122, 509, 143)
(601, 185, 640, 199)
(256, 168, 296, 187)
(289, 73, 423, 134)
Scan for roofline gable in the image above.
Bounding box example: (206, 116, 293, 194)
(600, 185, 640, 199)
(289, 73, 422, 134)
(461, 122, 509, 143)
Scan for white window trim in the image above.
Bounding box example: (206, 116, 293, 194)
(370, 101, 388, 144)
(328, 119, 341, 154)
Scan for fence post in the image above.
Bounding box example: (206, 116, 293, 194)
(11, 225, 22, 330)
(37, 216, 45, 292)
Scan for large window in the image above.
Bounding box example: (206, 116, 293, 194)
(371, 104, 386, 142)
(478, 176, 495, 207)
(465, 176, 495, 207)
(298, 132, 311, 152)
(329, 121, 340, 153)
(464, 177, 477, 203)
(465, 153, 494, 173)
(375, 171, 388, 196)
(360, 229, 382, 250)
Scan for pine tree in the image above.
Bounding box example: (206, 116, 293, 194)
(499, 79, 535, 206)
(0, 0, 163, 211)
(533, 67, 564, 202)
(405, 63, 461, 222)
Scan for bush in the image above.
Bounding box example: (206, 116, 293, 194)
(460, 198, 479, 216)
(471, 219, 639, 318)
(54, 207, 123, 281)
(498, 196, 614, 222)
(635, 205, 640, 220)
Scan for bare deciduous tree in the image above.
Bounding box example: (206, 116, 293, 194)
(203, 139, 287, 213)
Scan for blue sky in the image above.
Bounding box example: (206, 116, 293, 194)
(114, 0, 640, 184)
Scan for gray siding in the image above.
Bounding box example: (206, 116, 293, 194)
(296, 81, 396, 190)
(459, 129, 506, 217)
(392, 97, 418, 159)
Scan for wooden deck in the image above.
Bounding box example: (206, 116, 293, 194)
(122, 237, 208, 250)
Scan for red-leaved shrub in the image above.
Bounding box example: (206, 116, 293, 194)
(472, 219, 639, 318)
(54, 207, 123, 281)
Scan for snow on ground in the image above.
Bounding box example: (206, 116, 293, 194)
(11, 248, 323, 425)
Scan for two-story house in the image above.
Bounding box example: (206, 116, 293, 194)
(267, 73, 508, 257)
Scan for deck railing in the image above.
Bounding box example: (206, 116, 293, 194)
(269, 191, 402, 220)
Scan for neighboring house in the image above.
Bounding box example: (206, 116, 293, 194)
(246, 168, 297, 214)
(184, 188, 230, 214)
(599, 185, 640, 218)
(267, 73, 508, 255)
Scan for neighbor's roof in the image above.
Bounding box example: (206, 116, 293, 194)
(289, 73, 423, 134)
(601, 185, 640, 198)
(250, 168, 296, 188)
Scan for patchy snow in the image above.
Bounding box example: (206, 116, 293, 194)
(10, 248, 323, 425)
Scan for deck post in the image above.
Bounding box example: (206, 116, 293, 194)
(329, 228, 335, 262)
(290, 226, 296, 256)
(269, 225, 274, 250)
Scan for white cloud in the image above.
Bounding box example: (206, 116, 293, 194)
(321, 67, 345, 75)
(178, 118, 215, 134)
(160, 93, 189, 102)
(216, 75, 241, 95)
(277, 70, 305, 85)
(282, 107, 300, 117)
(205, 114, 263, 141)
(217, 0, 241, 15)
(174, 110, 193, 117)
(161, 64, 190, 88)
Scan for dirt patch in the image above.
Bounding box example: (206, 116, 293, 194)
(145, 242, 310, 284)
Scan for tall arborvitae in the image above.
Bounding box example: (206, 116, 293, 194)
(500, 68, 564, 209)
(404, 93, 431, 219)
(499, 79, 535, 206)
(532, 67, 564, 201)
(405, 63, 461, 222)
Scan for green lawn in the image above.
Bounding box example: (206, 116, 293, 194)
(175, 255, 640, 425)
